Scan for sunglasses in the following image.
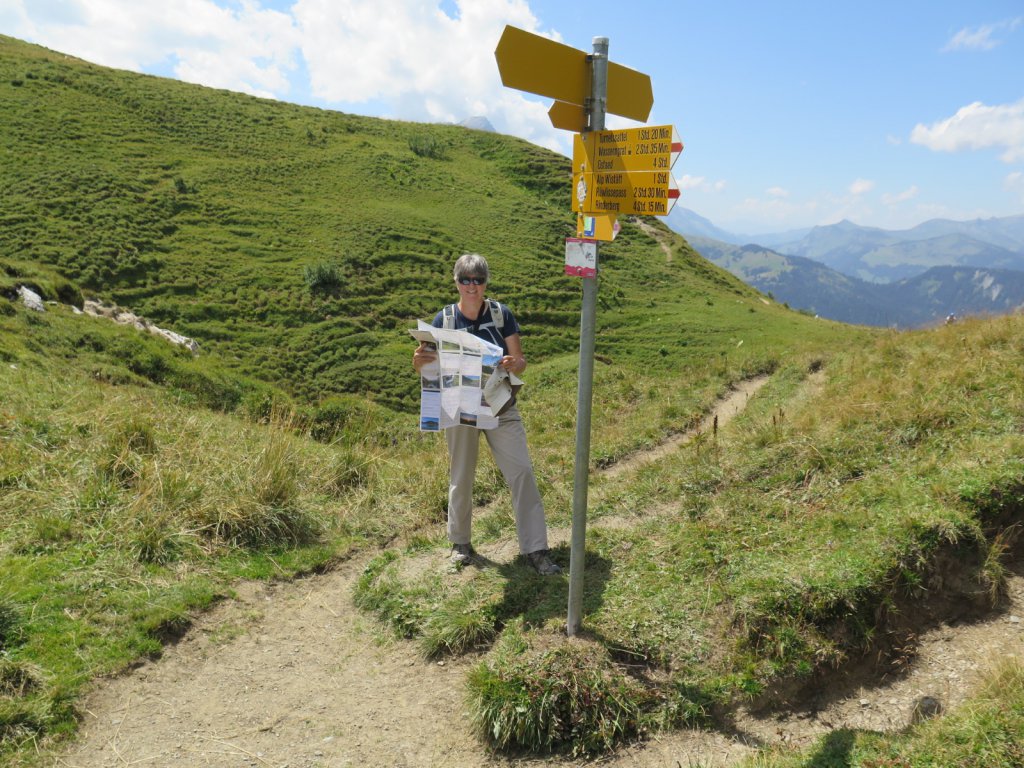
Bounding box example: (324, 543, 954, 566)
(457, 276, 486, 285)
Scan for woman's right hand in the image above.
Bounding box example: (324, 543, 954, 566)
(412, 342, 437, 372)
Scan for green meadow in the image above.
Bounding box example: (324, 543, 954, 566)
(1, 34, 1022, 766)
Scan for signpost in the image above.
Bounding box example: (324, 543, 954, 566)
(495, 25, 681, 637)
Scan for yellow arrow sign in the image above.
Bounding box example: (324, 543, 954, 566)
(549, 100, 587, 133)
(573, 126, 684, 174)
(495, 25, 653, 123)
(573, 170, 680, 216)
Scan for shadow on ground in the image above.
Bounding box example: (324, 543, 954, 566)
(468, 543, 613, 633)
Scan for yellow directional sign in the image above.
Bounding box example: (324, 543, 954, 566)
(495, 25, 653, 124)
(495, 26, 588, 108)
(573, 126, 683, 174)
(549, 100, 587, 133)
(573, 170, 679, 216)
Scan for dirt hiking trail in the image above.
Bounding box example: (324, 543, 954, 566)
(52, 378, 1024, 768)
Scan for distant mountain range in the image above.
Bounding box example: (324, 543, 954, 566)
(668, 209, 1024, 327)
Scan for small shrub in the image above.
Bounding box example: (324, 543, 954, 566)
(303, 261, 343, 296)
(169, 366, 243, 412)
(468, 630, 656, 756)
(113, 418, 157, 454)
(238, 383, 285, 423)
(325, 447, 372, 495)
(308, 394, 374, 442)
(126, 469, 201, 564)
(52, 278, 83, 308)
(129, 513, 185, 564)
(96, 415, 156, 487)
(99, 417, 156, 486)
(124, 348, 169, 383)
(205, 429, 320, 547)
(409, 135, 448, 159)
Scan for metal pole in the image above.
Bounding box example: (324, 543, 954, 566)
(567, 36, 608, 637)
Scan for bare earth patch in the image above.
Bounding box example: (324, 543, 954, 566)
(51, 372, 1023, 767)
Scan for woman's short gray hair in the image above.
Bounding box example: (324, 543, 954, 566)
(453, 253, 489, 282)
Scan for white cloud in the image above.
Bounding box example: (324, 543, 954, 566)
(881, 185, 919, 205)
(292, 0, 562, 146)
(7, 0, 567, 147)
(678, 174, 706, 190)
(0, 0, 35, 36)
(910, 99, 1024, 163)
(766, 186, 788, 198)
(942, 17, 1023, 52)
(713, 180, 727, 192)
(849, 178, 875, 196)
(3, 0, 302, 99)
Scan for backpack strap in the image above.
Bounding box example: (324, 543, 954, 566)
(444, 301, 504, 334)
(487, 299, 504, 332)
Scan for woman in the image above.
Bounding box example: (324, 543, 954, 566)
(413, 254, 561, 575)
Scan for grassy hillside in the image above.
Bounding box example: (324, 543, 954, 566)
(1, 34, 1022, 768)
(1, 33, 841, 413)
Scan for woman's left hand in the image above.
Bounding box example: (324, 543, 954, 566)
(500, 355, 525, 375)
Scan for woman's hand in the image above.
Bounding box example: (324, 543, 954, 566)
(413, 342, 437, 372)
(501, 333, 527, 375)
(500, 354, 526, 375)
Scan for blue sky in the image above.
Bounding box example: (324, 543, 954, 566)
(2, 0, 1022, 234)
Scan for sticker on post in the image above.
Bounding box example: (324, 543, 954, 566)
(575, 175, 588, 212)
(577, 213, 619, 242)
(565, 237, 597, 278)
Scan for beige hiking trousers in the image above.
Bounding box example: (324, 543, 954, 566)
(445, 404, 549, 555)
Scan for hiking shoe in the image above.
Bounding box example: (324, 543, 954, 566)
(526, 549, 562, 576)
(450, 542, 478, 567)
